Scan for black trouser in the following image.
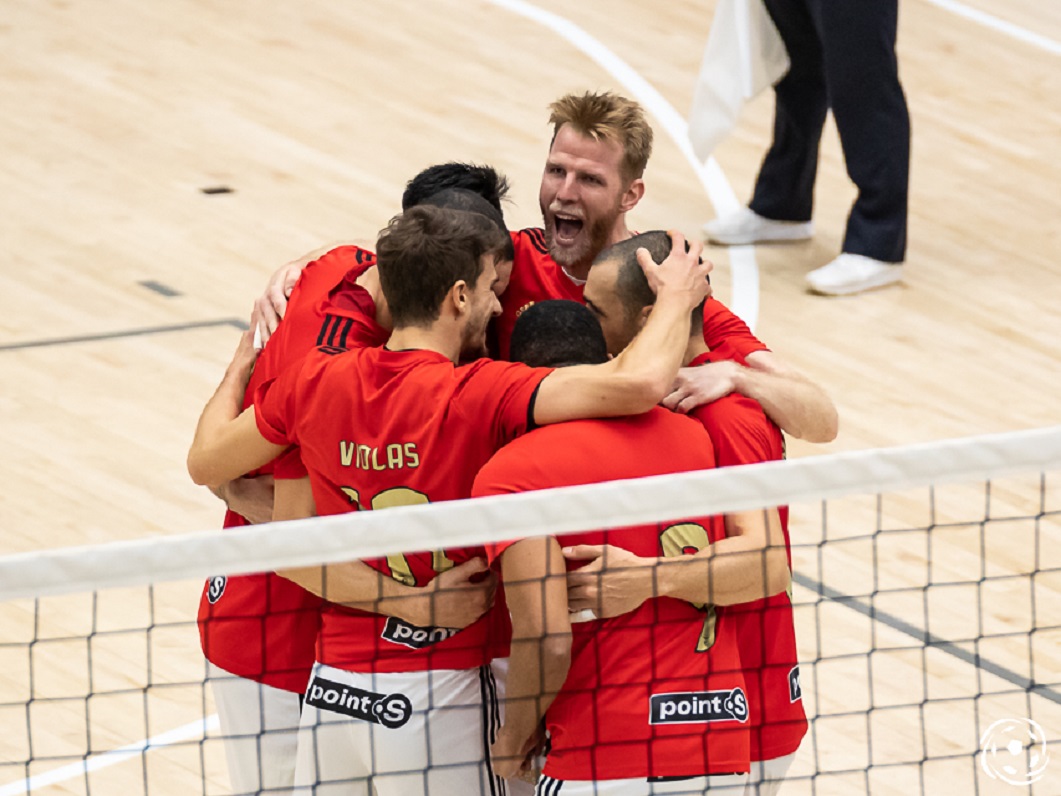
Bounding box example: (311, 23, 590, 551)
(749, 0, 910, 263)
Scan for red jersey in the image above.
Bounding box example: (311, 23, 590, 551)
(496, 228, 768, 362)
(253, 346, 552, 674)
(197, 245, 384, 693)
(476, 408, 749, 781)
(687, 351, 807, 761)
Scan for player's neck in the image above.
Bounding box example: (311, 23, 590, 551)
(385, 323, 460, 364)
(683, 335, 709, 367)
(357, 266, 392, 330)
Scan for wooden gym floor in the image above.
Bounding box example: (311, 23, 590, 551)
(1, 0, 1058, 793)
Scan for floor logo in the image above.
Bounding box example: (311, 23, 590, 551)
(206, 576, 227, 604)
(649, 688, 748, 725)
(306, 675, 412, 729)
(979, 718, 1049, 786)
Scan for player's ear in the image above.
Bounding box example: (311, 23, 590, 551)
(638, 303, 652, 330)
(619, 178, 645, 213)
(450, 280, 469, 315)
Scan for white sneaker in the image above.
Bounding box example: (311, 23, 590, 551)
(703, 207, 814, 245)
(805, 254, 903, 296)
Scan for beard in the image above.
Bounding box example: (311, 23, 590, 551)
(458, 315, 492, 362)
(543, 198, 622, 271)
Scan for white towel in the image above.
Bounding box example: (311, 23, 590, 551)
(687, 0, 790, 162)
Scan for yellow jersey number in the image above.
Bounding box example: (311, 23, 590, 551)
(339, 486, 454, 586)
(659, 522, 717, 653)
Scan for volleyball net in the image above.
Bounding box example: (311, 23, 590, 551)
(1, 426, 1058, 795)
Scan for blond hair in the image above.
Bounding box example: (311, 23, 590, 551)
(548, 91, 654, 182)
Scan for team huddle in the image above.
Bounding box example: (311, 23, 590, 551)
(187, 91, 838, 796)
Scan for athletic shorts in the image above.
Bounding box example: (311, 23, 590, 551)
(743, 753, 796, 796)
(292, 661, 507, 795)
(534, 772, 748, 795)
(208, 662, 304, 795)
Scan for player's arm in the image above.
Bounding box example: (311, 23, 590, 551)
(565, 509, 789, 617)
(254, 239, 374, 345)
(743, 350, 838, 442)
(666, 354, 838, 442)
(492, 537, 572, 780)
(270, 476, 497, 629)
(533, 233, 712, 424)
(209, 475, 275, 525)
(280, 558, 497, 629)
(186, 331, 288, 488)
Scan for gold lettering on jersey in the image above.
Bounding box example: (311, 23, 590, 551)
(659, 522, 717, 653)
(516, 301, 536, 319)
(404, 443, 419, 468)
(338, 441, 421, 471)
(340, 487, 362, 509)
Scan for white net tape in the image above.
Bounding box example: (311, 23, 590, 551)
(2, 426, 1059, 602)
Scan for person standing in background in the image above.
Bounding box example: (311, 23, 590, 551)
(704, 0, 910, 297)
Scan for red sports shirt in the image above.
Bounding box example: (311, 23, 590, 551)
(495, 228, 768, 362)
(253, 346, 552, 673)
(687, 351, 807, 761)
(197, 245, 383, 693)
(476, 408, 750, 781)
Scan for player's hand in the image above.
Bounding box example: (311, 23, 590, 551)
(663, 361, 740, 414)
(254, 260, 304, 346)
(413, 558, 497, 628)
(491, 723, 542, 781)
(563, 544, 655, 618)
(639, 231, 711, 308)
(210, 474, 275, 525)
(225, 327, 260, 384)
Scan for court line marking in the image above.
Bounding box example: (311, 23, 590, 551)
(0, 714, 220, 795)
(488, 0, 760, 331)
(792, 572, 1061, 706)
(922, 0, 1061, 56)
(0, 319, 248, 351)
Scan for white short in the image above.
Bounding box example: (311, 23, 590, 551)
(293, 661, 508, 796)
(743, 753, 796, 796)
(208, 662, 304, 795)
(534, 772, 747, 795)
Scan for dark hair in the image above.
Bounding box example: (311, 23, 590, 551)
(510, 300, 609, 368)
(595, 231, 705, 331)
(376, 205, 507, 327)
(420, 188, 514, 263)
(402, 162, 510, 213)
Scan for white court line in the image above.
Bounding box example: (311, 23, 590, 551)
(488, 0, 761, 330)
(0, 714, 220, 795)
(923, 0, 1061, 56)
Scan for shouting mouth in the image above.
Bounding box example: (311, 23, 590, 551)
(553, 214, 584, 246)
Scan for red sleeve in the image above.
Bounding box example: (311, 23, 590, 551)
(252, 363, 307, 447)
(692, 394, 783, 467)
(272, 445, 308, 481)
(472, 448, 531, 568)
(702, 298, 768, 360)
(455, 360, 553, 447)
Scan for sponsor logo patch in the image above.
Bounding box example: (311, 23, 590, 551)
(206, 576, 227, 604)
(305, 675, 412, 728)
(381, 617, 459, 649)
(649, 688, 749, 725)
(789, 665, 802, 703)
